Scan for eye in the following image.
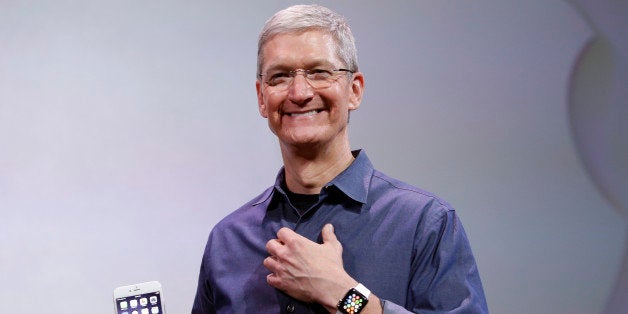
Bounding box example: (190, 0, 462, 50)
(267, 72, 290, 86)
(307, 69, 333, 80)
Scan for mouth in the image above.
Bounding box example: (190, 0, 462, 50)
(285, 109, 322, 117)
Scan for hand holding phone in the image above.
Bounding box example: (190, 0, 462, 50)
(113, 281, 165, 314)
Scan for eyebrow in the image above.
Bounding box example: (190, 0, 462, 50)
(263, 60, 337, 73)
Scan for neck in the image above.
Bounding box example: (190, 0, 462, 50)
(280, 139, 355, 194)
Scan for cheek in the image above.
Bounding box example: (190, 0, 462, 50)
(328, 83, 354, 105)
(259, 94, 278, 117)
(265, 92, 284, 110)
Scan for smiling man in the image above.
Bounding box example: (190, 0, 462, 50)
(192, 5, 488, 314)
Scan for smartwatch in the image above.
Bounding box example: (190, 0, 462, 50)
(336, 283, 370, 314)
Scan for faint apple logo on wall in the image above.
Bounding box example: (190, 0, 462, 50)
(567, 2, 628, 313)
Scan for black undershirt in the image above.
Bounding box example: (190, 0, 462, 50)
(285, 189, 320, 216)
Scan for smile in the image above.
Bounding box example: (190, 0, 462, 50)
(286, 109, 321, 117)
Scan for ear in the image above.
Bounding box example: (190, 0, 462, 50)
(348, 71, 364, 111)
(256, 79, 268, 118)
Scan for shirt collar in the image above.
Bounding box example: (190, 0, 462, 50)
(326, 149, 372, 204)
(263, 149, 373, 205)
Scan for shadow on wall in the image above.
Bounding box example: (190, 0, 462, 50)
(567, 1, 628, 313)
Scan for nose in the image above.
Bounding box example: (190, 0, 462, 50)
(287, 71, 314, 105)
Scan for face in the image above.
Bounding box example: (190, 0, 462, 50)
(256, 30, 364, 151)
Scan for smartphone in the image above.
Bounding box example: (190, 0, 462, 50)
(113, 281, 165, 314)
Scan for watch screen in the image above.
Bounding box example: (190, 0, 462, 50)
(339, 288, 367, 314)
(115, 291, 164, 314)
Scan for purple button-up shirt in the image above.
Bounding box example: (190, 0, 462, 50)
(192, 150, 488, 313)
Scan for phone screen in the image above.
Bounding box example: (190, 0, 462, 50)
(115, 291, 164, 314)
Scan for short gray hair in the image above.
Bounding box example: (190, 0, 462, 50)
(257, 4, 359, 75)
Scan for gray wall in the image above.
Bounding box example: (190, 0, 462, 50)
(1, 1, 626, 313)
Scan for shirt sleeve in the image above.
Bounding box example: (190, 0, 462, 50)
(382, 208, 488, 313)
(191, 236, 216, 314)
(380, 299, 413, 313)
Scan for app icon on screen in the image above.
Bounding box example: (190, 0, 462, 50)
(140, 298, 148, 306)
(141, 309, 149, 314)
(130, 299, 138, 308)
(122, 312, 129, 314)
(150, 296, 158, 304)
(132, 311, 138, 314)
(151, 306, 160, 314)
(120, 301, 128, 309)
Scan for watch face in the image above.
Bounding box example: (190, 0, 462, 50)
(338, 288, 368, 314)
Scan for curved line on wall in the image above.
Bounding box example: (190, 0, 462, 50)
(564, 1, 628, 313)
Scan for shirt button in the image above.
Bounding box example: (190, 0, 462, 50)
(286, 303, 296, 312)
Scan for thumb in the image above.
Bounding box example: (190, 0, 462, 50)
(321, 223, 338, 244)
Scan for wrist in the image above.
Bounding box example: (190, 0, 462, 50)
(321, 278, 358, 313)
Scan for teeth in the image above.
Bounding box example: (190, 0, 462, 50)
(289, 110, 318, 117)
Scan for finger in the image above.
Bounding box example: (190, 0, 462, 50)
(263, 255, 280, 273)
(276, 227, 298, 242)
(266, 238, 284, 256)
(266, 272, 281, 289)
(276, 227, 312, 250)
(321, 223, 338, 244)
(265, 258, 285, 290)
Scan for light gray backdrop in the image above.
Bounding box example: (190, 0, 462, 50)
(1, 1, 627, 313)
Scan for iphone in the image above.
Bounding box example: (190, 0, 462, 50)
(113, 281, 165, 314)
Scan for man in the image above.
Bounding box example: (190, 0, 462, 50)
(193, 4, 488, 314)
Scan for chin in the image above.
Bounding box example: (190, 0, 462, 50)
(279, 134, 324, 148)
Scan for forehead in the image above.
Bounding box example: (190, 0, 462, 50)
(260, 30, 340, 71)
